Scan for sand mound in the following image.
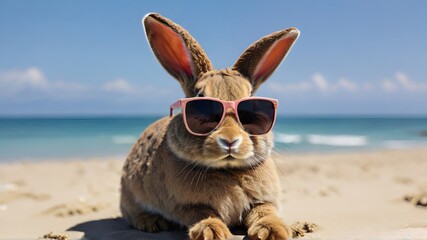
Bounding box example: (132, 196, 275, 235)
(291, 221, 319, 238)
(39, 232, 69, 240)
(404, 192, 427, 207)
(40, 199, 109, 217)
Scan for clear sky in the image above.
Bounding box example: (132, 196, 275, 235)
(1, 1, 426, 116)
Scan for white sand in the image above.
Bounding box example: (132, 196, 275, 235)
(0, 149, 426, 239)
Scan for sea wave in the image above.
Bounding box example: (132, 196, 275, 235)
(307, 134, 368, 147)
(384, 140, 427, 149)
(274, 133, 368, 147)
(112, 135, 138, 145)
(274, 133, 302, 144)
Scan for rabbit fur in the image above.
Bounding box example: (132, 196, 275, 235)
(120, 13, 299, 240)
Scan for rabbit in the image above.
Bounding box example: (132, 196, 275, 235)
(120, 13, 299, 240)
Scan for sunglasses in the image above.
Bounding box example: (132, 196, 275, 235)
(170, 97, 278, 136)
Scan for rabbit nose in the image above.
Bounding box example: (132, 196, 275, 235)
(216, 136, 242, 152)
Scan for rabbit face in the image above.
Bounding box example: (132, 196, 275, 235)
(167, 69, 273, 169)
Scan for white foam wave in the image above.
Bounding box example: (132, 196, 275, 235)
(307, 134, 368, 147)
(275, 133, 302, 144)
(112, 135, 138, 145)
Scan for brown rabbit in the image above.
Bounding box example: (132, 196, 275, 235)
(120, 13, 299, 240)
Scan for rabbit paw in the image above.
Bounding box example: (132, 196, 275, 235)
(189, 217, 232, 240)
(248, 216, 291, 240)
(133, 213, 172, 233)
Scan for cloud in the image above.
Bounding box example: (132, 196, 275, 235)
(267, 73, 359, 93)
(395, 72, 416, 91)
(337, 78, 359, 91)
(381, 79, 397, 93)
(394, 72, 427, 91)
(0, 67, 49, 92)
(102, 78, 134, 93)
(311, 74, 360, 92)
(0, 67, 176, 102)
(268, 71, 427, 95)
(312, 73, 329, 91)
(380, 72, 427, 93)
(0, 67, 90, 96)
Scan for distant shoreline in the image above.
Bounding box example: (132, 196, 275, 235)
(2, 114, 427, 119)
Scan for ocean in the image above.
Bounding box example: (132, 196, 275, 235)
(1, 116, 427, 162)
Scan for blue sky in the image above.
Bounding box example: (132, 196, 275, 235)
(0, 1, 426, 116)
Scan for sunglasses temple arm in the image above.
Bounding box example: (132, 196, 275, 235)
(169, 100, 182, 117)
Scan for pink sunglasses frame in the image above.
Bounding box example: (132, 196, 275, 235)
(170, 97, 279, 136)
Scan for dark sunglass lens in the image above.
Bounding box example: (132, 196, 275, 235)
(185, 100, 223, 134)
(237, 100, 275, 135)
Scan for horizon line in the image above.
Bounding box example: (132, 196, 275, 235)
(1, 113, 427, 119)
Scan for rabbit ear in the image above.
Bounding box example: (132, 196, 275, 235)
(143, 13, 212, 97)
(232, 28, 300, 94)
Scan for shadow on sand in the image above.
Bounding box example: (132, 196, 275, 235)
(68, 218, 246, 240)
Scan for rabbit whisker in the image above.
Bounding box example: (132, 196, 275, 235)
(189, 162, 207, 190)
(183, 160, 202, 185)
(194, 165, 209, 191)
(175, 160, 197, 177)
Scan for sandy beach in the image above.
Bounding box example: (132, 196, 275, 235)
(1, 148, 426, 239)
